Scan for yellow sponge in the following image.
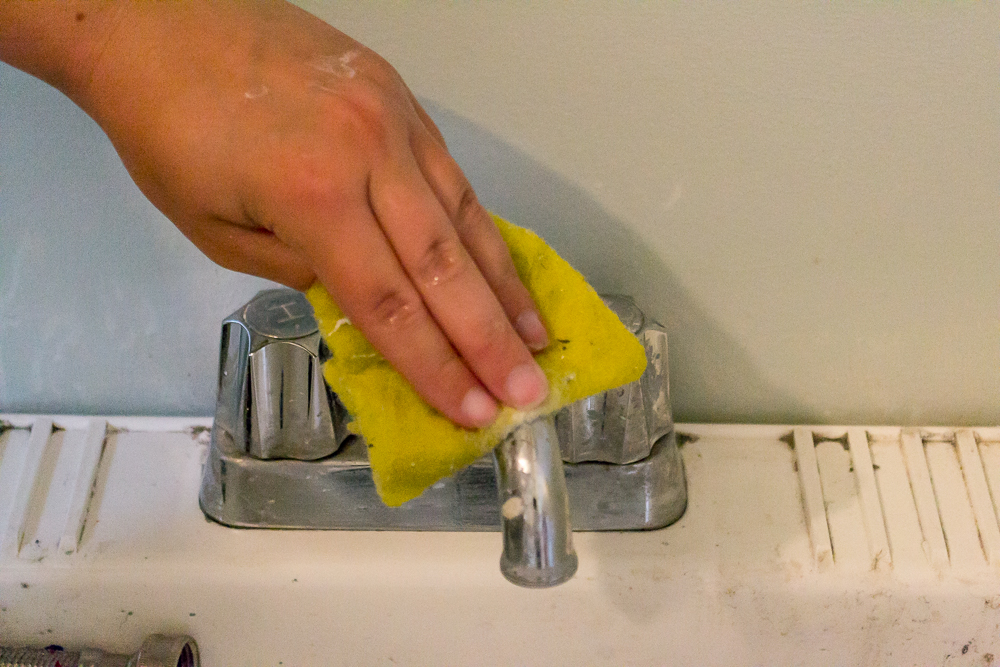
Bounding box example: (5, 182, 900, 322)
(306, 214, 646, 506)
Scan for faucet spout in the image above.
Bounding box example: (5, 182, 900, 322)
(493, 416, 578, 587)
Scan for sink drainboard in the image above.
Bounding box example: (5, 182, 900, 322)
(2, 416, 1000, 665)
(791, 426, 1000, 575)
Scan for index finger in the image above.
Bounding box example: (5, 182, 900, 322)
(296, 197, 503, 429)
(369, 156, 550, 413)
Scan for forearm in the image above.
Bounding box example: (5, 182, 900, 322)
(0, 1, 124, 109)
(1, 0, 551, 427)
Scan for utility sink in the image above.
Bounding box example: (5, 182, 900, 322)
(2, 415, 1000, 665)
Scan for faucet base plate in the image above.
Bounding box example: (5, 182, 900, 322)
(199, 428, 686, 531)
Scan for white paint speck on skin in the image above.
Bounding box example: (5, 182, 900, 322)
(308, 51, 358, 80)
(244, 84, 270, 100)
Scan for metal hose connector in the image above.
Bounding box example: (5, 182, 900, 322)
(0, 634, 198, 667)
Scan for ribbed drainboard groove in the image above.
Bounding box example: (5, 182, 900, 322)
(0, 418, 108, 560)
(795, 427, 1000, 573)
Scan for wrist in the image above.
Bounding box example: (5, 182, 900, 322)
(0, 1, 125, 112)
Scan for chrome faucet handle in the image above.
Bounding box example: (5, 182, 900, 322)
(214, 288, 343, 461)
(556, 295, 672, 464)
(493, 416, 578, 588)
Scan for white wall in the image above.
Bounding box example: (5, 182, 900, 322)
(1, 2, 997, 424)
(0, 66, 278, 416)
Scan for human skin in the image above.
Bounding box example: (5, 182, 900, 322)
(0, 0, 550, 428)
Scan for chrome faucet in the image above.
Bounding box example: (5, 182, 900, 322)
(495, 417, 578, 587)
(200, 289, 686, 588)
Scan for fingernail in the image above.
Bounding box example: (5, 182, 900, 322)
(515, 311, 548, 351)
(461, 386, 498, 426)
(505, 362, 549, 409)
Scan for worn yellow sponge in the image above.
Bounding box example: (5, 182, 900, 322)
(306, 214, 647, 507)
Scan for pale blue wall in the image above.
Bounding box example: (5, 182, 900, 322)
(0, 64, 277, 415)
(2, 3, 998, 424)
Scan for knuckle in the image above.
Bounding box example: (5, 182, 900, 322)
(273, 155, 345, 211)
(328, 84, 394, 147)
(420, 152, 482, 229)
(414, 235, 469, 288)
(368, 288, 423, 330)
(453, 185, 484, 227)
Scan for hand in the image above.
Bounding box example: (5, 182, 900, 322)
(0, 0, 550, 428)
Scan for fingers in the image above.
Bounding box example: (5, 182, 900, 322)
(408, 92, 447, 149)
(408, 128, 549, 351)
(187, 193, 509, 429)
(368, 155, 549, 413)
(292, 199, 503, 429)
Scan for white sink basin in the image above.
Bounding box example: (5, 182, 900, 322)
(2, 415, 998, 665)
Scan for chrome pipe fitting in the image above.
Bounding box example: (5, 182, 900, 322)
(0, 634, 199, 667)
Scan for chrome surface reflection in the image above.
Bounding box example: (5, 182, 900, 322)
(494, 417, 578, 587)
